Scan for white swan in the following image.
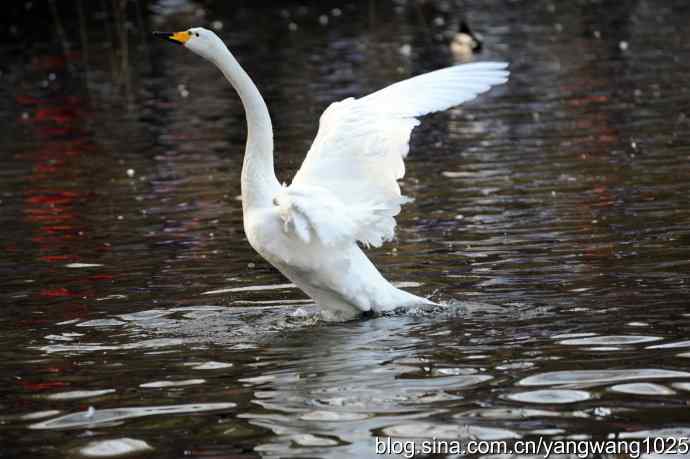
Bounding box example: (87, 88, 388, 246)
(155, 28, 509, 321)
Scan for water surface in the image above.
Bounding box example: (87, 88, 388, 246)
(1, 0, 690, 457)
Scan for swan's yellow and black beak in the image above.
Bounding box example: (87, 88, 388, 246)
(153, 31, 191, 45)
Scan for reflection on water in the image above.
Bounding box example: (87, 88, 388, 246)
(1, 0, 690, 457)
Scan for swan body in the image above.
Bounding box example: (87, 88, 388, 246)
(156, 28, 509, 321)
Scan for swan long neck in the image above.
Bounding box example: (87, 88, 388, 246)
(212, 45, 279, 211)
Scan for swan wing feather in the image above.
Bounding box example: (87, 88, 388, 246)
(286, 61, 509, 246)
(275, 184, 398, 248)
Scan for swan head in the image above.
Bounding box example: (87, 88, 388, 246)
(153, 27, 226, 62)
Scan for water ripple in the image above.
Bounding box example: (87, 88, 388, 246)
(45, 389, 116, 401)
(506, 389, 591, 404)
(79, 438, 153, 457)
(608, 383, 676, 396)
(519, 369, 690, 387)
(558, 335, 662, 345)
(30, 403, 236, 430)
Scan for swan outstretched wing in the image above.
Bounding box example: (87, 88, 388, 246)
(283, 61, 509, 247)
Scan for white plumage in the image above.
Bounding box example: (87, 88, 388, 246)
(159, 28, 509, 320)
(291, 62, 509, 248)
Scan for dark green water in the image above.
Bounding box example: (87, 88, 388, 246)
(1, 1, 690, 457)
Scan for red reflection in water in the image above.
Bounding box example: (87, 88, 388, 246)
(18, 380, 68, 391)
(40, 288, 78, 298)
(31, 51, 81, 71)
(39, 255, 79, 262)
(18, 52, 115, 320)
(560, 37, 622, 267)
